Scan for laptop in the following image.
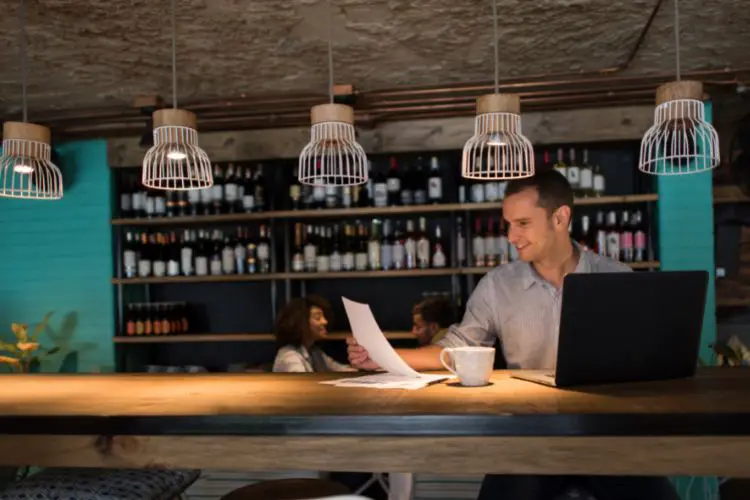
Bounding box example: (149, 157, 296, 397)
(511, 270, 709, 388)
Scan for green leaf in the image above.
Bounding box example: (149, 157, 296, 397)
(44, 346, 60, 355)
(31, 312, 54, 342)
(0, 342, 19, 353)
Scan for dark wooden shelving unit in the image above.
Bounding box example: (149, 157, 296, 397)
(110, 144, 661, 372)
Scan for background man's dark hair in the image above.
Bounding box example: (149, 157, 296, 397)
(413, 296, 454, 328)
(505, 169, 574, 215)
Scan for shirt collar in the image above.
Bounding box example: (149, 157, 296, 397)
(521, 240, 590, 290)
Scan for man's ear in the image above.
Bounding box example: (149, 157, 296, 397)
(553, 205, 572, 229)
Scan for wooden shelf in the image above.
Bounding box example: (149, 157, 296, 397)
(110, 194, 659, 227)
(714, 185, 749, 204)
(113, 331, 415, 344)
(113, 262, 659, 285)
(716, 297, 750, 307)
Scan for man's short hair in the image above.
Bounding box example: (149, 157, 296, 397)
(504, 169, 574, 215)
(412, 296, 454, 328)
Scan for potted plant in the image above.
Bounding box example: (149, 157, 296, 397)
(0, 312, 59, 373)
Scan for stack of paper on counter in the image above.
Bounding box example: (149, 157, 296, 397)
(319, 297, 451, 390)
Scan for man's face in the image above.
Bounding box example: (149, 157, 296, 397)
(504, 187, 569, 263)
(412, 313, 437, 346)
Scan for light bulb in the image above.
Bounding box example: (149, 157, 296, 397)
(13, 163, 33, 174)
(487, 133, 506, 147)
(167, 150, 187, 161)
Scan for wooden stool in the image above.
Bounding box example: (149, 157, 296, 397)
(220, 478, 351, 500)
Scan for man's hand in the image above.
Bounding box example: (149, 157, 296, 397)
(346, 335, 380, 371)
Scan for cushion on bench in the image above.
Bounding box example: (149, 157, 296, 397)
(0, 467, 201, 500)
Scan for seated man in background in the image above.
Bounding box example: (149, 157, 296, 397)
(411, 296, 454, 346)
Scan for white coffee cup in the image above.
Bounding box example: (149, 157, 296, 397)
(440, 346, 495, 386)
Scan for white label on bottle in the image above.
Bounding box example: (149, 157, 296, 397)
(304, 244, 317, 269)
(167, 260, 180, 276)
(222, 247, 235, 274)
(187, 189, 201, 205)
(211, 185, 223, 201)
(330, 252, 342, 272)
(325, 185, 336, 197)
(181, 248, 194, 276)
(458, 186, 466, 204)
(317, 255, 330, 273)
(400, 189, 413, 206)
(123, 250, 137, 277)
(472, 236, 485, 263)
(225, 184, 239, 202)
(386, 178, 400, 193)
(496, 236, 509, 264)
(484, 182, 499, 202)
(606, 232, 620, 260)
(153, 260, 166, 277)
(234, 246, 246, 273)
(404, 239, 416, 267)
(381, 244, 393, 270)
(155, 196, 166, 215)
(392, 243, 405, 269)
(414, 189, 427, 205)
(567, 166, 580, 187)
(373, 183, 388, 207)
(145, 197, 155, 215)
(432, 248, 446, 268)
(498, 181, 508, 200)
(242, 194, 255, 211)
(594, 174, 605, 193)
(471, 184, 485, 203)
(210, 258, 222, 275)
(138, 259, 152, 278)
(292, 254, 305, 272)
(483, 236, 496, 258)
(342, 252, 355, 271)
(341, 188, 352, 207)
(120, 194, 132, 212)
(355, 252, 368, 271)
(195, 256, 208, 276)
(428, 177, 442, 200)
(368, 241, 381, 270)
(313, 185, 325, 201)
(580, 169, 593, 189)
(416, 239, 430, 267)
(257, 243, 269, 261)
(131, 193, 142, 211)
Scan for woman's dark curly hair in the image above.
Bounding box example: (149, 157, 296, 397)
(273, 294, 333, 347)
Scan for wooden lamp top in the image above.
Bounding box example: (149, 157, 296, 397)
(153, 108, 197, 129)
(477, 94, 521, 115)
(2, 122, 51, 144)
(656, 81, 704, 105)
(310, 103, 355, 125)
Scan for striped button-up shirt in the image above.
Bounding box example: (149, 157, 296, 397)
(438, 247, 631, 370)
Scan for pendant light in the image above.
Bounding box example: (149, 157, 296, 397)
(142, 0, 212, 191)
(298, 0, 368, 187)
(461, 0, 534, 181)
(0, 0, 63, 200)
(638, 0, 719, 175)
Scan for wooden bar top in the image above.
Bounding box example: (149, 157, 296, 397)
(0, 369, 748, 437)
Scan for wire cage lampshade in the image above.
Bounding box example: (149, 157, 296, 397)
(298, 103, 368, 186)
(638, 0, 720, 176)
(0, 121, 63, 200)
(142, 109, 213, 190)
(638, 80, 720, 176)
(462, 94, 535, 180)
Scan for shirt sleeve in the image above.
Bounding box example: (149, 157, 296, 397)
(437, 272, 498, 348)
(325, 353, 357, 372)
(272, 349, 309, 372)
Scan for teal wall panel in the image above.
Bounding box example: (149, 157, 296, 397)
(0, 139, 114, 373)
(657, 102, 719, 500)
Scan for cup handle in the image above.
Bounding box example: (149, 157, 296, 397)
(440, 348, 457, 375)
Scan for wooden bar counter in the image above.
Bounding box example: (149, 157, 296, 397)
(0, 369, 749, 477)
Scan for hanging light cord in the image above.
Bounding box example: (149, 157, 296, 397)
(492, 0, 499, 93)
(171, 0, 177, 108)
(327, 0, 334, 103)
(674, 0, 680, 81)
(20, 0, 28, 122)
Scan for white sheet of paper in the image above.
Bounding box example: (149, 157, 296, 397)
(342, 297, 427, 378)
(320, 372, 447, 390)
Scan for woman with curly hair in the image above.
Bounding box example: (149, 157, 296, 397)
(272, 295, 354, 372)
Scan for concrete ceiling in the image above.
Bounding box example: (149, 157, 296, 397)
(0, 0, 748, 118)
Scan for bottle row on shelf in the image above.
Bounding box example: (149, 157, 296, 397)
(124, 302, 191, 336)
(116, 148, 619, 220)
(117, 208, 654, 280)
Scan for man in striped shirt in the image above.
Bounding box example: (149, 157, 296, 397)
(347, 170, 679, 499)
